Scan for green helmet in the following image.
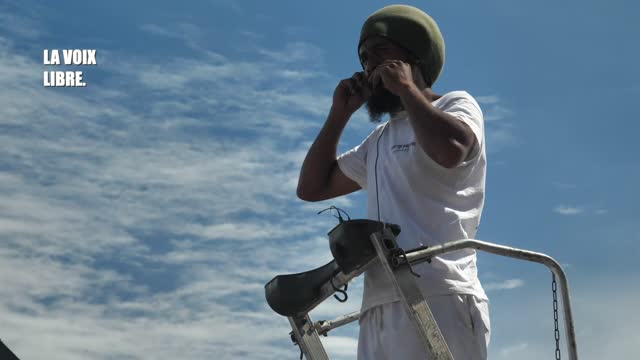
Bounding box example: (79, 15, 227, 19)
(358, 5, 445, 87)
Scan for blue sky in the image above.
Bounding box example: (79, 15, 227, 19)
(1, 0, 638, 359)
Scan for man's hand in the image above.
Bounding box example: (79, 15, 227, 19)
(332, 72, 371, 117)
(370, 60, 416, 96)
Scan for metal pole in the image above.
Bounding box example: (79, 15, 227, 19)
(288, 314, 330, 360)
(399, 239, 579, 360)
(370, 230, 454, 359)
(315, 311, 361, 336)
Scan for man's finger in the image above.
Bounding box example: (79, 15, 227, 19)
(340, 79, 355, 95)
(358, 73, 371, 91)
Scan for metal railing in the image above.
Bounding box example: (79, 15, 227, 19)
(310, 238, 579, 360)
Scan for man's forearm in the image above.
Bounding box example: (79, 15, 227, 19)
(398, 85, 475, 168)
(297, 108, 350, 199)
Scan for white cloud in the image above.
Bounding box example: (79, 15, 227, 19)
(475, 95, 512, 122)
(0, 12, 42, 39)
(553, 205, 607, 216)
(497, 342, 529, 358)
(554, 205, 585, 215)
(475, 95, 500, 105)
(257, 42, 325, 64)
(484, 278, 525, 291)
(473, 95, 518, 153)
(0, 22, 358, 360)
(277, 69, 323, 81)
(483, 105, 513, 122)
(139, 22, 231, 59)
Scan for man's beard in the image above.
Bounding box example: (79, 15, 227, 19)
(365, 84, 404, 123)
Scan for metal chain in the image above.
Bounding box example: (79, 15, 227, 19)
(552, 273, 561, 360)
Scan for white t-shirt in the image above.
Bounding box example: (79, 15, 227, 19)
(337, 90, 488, 312)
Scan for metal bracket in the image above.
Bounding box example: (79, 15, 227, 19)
(370, 228, 454, 359)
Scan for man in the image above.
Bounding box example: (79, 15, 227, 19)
(297, 5, 490, 359)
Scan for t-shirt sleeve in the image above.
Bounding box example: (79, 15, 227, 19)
(439, 92, 485, 164)
(336, 126, 381, 190)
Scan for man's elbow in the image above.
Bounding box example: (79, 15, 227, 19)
(443, 143, 467, 168)
(296, 185, 322, 202)
(296, 186, 310, 201)
(429, 140, 472, 169)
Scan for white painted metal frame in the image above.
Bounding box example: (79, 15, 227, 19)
(285, 230, 579, 360)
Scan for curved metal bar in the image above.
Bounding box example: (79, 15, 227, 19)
(401, 239, 579, 360)
(315, 311, 361, 336)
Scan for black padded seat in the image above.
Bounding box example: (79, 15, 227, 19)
(328, 220, 401, 274)
(265, 260, 340, 317)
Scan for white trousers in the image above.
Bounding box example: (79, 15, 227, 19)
(357, 295, 490, 360)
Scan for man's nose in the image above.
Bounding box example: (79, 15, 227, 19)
(364, 61, 377, 74)
(363, 57, 381, 75)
